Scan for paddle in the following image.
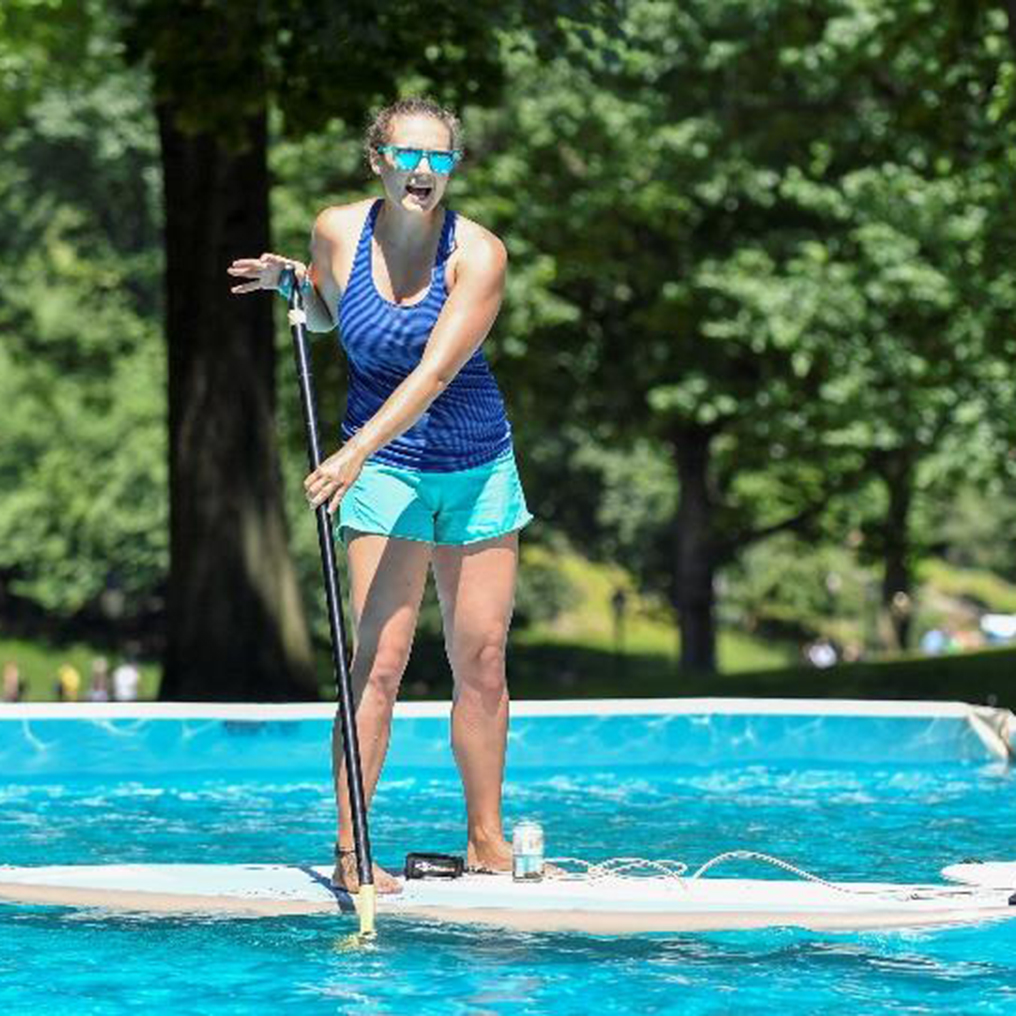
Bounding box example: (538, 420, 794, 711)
(281, 267, 376, 937)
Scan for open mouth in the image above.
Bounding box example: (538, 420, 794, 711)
(405, 182, 433, 202)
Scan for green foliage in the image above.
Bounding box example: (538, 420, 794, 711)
(926, 487, 1016, 583)
(0, 65, 166, 616)
(513, 555, 582, 629)
(721, 533, 872, 647)
(120, 0, 619, 144)
(0, 0, 101, 120)
(451, 1, 1016, 658)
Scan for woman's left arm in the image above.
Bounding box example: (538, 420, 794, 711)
(305, 232, 508, 513)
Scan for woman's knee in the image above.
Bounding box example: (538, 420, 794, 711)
(354, 639, 414, 703)
(450, 627, 509, 697)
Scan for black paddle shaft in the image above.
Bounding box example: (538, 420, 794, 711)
(284, 270, 373, 888)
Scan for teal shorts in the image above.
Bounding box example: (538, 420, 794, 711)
(338, 449, 534, 546)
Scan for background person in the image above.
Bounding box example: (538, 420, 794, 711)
(112, 651, 140, 702)
(55, 662, 81, 702)
(2, 661, 24, 703)
(228, 97, 531, 895)
(87, 656, 112, 702)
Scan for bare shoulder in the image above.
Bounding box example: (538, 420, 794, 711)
(450, 213, 507, 280)
(313, 198, 375, 247)
(310, 199, 375, 298)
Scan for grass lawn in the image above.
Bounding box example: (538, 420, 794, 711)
(5, 550, 1016, 708)
(5, 627, 1016, 710)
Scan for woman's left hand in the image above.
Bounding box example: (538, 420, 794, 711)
(304, 441, 366, 514)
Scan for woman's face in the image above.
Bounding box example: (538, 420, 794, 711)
(372, 113, 456, 215)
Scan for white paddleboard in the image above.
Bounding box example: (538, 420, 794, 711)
(1, 863, 1014, 933)
(942, 860, 1016, 890)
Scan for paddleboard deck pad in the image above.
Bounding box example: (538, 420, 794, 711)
(1, 863, 1014, 933)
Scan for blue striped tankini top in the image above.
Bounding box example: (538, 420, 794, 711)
(336, 200, 512, 473)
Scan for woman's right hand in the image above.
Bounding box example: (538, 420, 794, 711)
(227, 252, 307, 294)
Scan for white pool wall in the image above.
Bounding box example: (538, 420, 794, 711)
(0, 698, 1010, 777)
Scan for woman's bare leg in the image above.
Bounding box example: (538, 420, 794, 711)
(432, 533, 519, 871)
(332, 532, 432, 893)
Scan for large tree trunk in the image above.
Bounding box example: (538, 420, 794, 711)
(157, 101, 316, 700)
(672, 427, 718, 673)
(877, 449, 915, 652)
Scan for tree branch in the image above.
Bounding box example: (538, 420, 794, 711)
(714, 466, 867, 562)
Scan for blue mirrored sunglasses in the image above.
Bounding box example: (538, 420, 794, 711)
(376, 145, 461, 175)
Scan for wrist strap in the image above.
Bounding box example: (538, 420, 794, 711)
(277, 266, 313, 302)
(276, 267, 295, 301)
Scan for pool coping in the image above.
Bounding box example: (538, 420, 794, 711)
(0, 697, 1004, 721)
(1, 698, 1011, 765)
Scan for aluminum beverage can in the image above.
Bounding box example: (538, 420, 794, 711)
(512, 820, 544, 882)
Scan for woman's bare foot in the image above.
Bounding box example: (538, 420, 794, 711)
(332, 849, 403, 894)
(467, 835, 567, 877)
(466, 836, 513, 874)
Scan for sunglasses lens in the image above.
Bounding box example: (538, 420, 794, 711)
(393, 149, 422, 171)
(429, 152, 456, 174)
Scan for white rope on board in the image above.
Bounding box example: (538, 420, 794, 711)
(692, 849, 996, 902)
(690, 850, 852, 889)
(544, 849, 985, 903)
(545, 856, 688, 882)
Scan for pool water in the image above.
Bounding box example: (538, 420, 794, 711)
(3, 757, 1016, 1015)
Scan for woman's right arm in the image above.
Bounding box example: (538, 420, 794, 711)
(226, 208, 345, 333)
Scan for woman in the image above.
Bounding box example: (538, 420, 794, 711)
(228, 98, 531, 894)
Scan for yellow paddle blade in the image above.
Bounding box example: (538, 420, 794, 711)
(355, 882, 377, 939)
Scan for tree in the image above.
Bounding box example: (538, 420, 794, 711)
(0, 1, 97, 121)
(463, 0, 1015, 672)
(459, 1, 874, 671)
(0, 50, 167, 632)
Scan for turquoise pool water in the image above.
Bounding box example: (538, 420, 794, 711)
(2, 704, 1015, 1014)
